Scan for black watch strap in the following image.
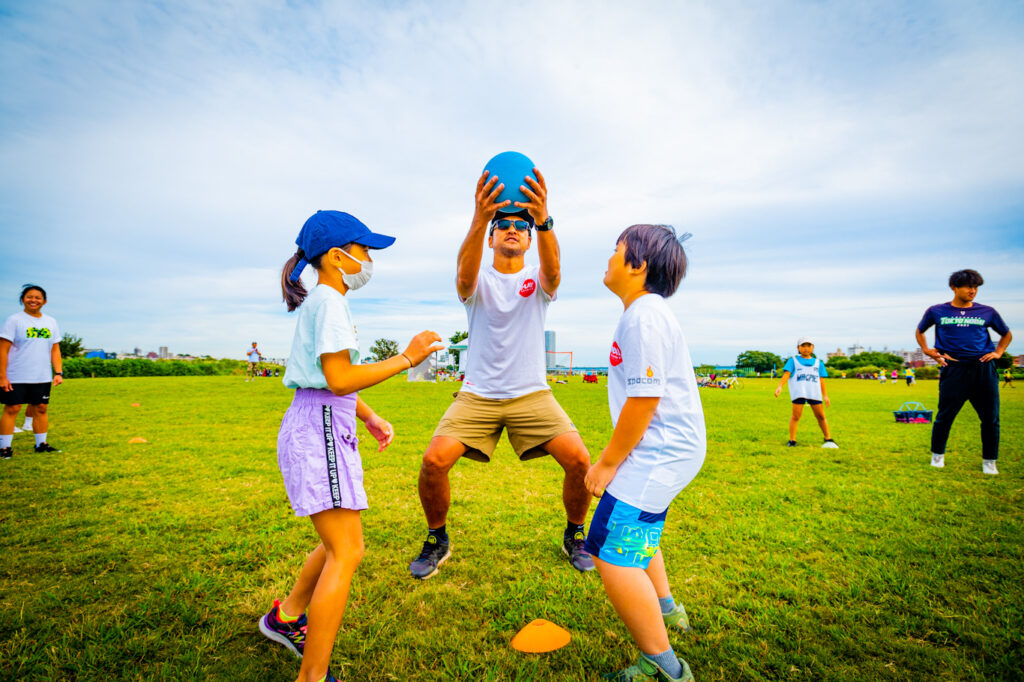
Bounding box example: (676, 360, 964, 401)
(536, 216, 554, 232)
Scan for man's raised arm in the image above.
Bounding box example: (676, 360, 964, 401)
(457, 171, 509, 300)
(517, 168, 560, 296)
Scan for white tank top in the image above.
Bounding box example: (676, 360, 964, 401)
(789, 357, 823, 401)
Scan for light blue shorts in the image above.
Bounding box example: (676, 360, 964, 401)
(584, 492, 668, 569)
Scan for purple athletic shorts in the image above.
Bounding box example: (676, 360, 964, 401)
(277, 388, 367, 517)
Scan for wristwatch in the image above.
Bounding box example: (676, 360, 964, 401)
(536, 216, 554, 232)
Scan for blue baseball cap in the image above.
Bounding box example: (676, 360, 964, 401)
(289, 210, 395, 283)
(482, 151, 537, 215)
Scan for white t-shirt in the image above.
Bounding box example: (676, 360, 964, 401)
(461, 264, 553, 399)
(0, 311, 61, 383)
(247, 348, 261, 362)
(282, 285, 359, 390)
(605, 294, 706, 513)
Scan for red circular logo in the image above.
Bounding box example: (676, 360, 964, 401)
(609, 341, 623, 366)
(519, 279, 536, 297)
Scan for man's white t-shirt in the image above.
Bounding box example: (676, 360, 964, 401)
(606, 294, 706, 513)
(283, 285, 359, 390)
(0, 311, 61, 383)
(461, 264, 552, 399)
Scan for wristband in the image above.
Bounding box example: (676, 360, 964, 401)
(55, 372, 63, 376)
(401, 353, 413, 368)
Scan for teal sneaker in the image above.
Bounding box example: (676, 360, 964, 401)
(603, 654, 694, 682)
(663, 603, 692, 632)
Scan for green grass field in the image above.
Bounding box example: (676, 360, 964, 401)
(1, 376, 1021, 681)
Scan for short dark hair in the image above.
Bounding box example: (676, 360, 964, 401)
(617, 224, 690, 297)
(949, 269, 984, 288)
(19, 284, 46, 303)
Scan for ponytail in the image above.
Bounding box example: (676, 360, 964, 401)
(282, 249, 310, 312)
(280, 246, 327, 311)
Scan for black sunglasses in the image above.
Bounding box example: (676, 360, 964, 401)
(491, 219, 532, 233)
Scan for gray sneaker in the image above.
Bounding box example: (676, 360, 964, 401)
(409, 536, 451, 580)
(562, 532, 595, 572)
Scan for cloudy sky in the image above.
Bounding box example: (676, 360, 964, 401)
(2, 0, 1022, 366)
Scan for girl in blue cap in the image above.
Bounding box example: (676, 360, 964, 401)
(258, 210, 443, 682)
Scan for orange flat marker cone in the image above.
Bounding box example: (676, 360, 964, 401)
(131, 403, 141, 407)
(128, 437, 147, 444)
(511, 619, 571, 653)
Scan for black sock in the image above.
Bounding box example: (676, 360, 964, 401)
(565, 522, 585, 539)
(428, 525, 448, 543)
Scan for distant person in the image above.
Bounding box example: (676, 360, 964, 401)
(1003, 368, 1014, 388)
(585, 224, 704, 682)
(878, 371, 886, 384)
(916, 269, 1011, 475)
(246, 342, 262, 381)
(256, 210, 443, 682)
(774, 338, 838, 448)
(891, 369, 898, 383)
(12, 403, 37, 434)
(408, 156, 595, 580)
(905, 367, 915, 387)
(0, 284, 63, 460)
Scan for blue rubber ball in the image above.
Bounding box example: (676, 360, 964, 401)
(482, 151, 537, 214)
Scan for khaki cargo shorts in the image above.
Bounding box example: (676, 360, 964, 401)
(433, 389, 577, 463)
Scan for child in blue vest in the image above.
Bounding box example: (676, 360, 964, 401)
(774, 338, 838, 448)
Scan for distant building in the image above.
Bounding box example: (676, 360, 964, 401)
(146, 351, 159, 359)
(827, 348, 846, 359)
(133, 347, 142, 356)
(545, 330, 556, 368)
(158, 346, 169, 359)
(847, 343, 866, 357)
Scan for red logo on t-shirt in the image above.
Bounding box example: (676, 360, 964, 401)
(519, 279, 536, 297)
(609, 341, 623, 366)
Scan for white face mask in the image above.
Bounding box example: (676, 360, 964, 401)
(337, 248, 374, 290)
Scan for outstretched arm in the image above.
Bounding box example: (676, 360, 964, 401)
(516, 168, 559, 296)
(457, 172, 510, 300)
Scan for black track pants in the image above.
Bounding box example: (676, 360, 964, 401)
(930, 361, 1000, 460)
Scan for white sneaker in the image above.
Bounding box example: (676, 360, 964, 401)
(12, 426, 24, 433)
(822, 439, 839, 449)
(983, 460, 998, 475)
(931, 454, 944, 468)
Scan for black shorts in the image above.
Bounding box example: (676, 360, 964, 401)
(0, 382, 52, 406)
(792, 398, 821, 405)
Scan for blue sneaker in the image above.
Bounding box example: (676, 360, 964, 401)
(257, 599, 307, 658)
(409, 535, 451, 580)
(562, 531, 595, 572)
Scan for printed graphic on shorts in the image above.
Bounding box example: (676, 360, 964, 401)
(519, 279, 536, 297)
(26, 327, 52, 339)
(609, 341, 623, 366)
(322, 405, 342, 507)
(606, 520, 662, 567)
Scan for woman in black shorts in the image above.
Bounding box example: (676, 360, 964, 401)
(0, 284, 63, 459)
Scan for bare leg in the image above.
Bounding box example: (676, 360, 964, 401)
(31, 403, 48, 434)
(810, 403, 832, 440)
(542, 431, 592, 525)
(789, 403, 803, 440)
(594, 557, 670, 655)
(1, 404, 22, 435)
(644, 549, 671, 599)
(296, 508, 364, 682)
(281, 543, 326, 618)
(418, 436, 467, 528)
